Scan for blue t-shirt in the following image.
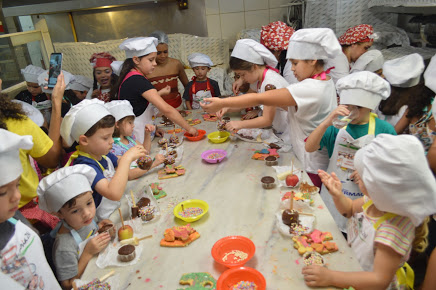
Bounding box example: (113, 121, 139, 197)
(74, 152, 118, 207)
(320, 117, 397, 158)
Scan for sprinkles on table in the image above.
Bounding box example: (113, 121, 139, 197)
(231, 281, 258, 290)
(222, 250, 248, 263)
(178, 207, 204, 217)
(207, 152, 224, 160)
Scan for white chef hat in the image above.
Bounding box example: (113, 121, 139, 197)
(424, 54, 436, 94)
(37, 165, 97, 213)
(105, 100, 134, 122)
(119, 37, 158, 59)
(188, 53, 213, 68)
(337, 71, 390, 110)
(231, 39, 278, 67)
(286, 28, 341, 60)
(12, 100, 44, 127)
(149, 30, 169, 44)
(350, 50, 384, 73)
(383, 53, 424, 88)
(61, 99, 112, 146)
(68, 75, 93, 92)
(110, 61, 124, 76)
(0, 129, 33, 187)
(37, 70, 75, 94)
(354, 134, 436, 226)
(21, 65, 45, 83)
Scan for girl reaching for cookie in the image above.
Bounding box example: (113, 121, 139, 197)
(302, 134, 436, 289)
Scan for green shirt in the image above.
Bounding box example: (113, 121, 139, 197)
(320, 117, 397, 158)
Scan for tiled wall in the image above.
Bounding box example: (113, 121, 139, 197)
(206, 0, 292, 48)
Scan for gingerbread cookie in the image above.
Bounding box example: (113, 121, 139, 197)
(160, 224, 200, 247)
(292, 229, 338, 255)
(158, 165, 186, 179)
(177, 272, 216, 290)
(149, 182, 167, 199)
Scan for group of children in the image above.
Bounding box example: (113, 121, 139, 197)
(1, 22, 436, 289)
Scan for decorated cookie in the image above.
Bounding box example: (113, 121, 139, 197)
(77, 279, 111, 290)
(292, 229, 338, 255)
(177, 272, 217, 290)
(169, 135, 179, 144)
(303, 251, 325, 266)
(160, 224, 200, 247)
(149, 182, 167, 199)
(300, 181, 319, 194)
(202, 113, 218, 122)
(158, 165, 186, 180)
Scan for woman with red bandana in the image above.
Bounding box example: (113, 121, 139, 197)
(89, 52, 118, 103)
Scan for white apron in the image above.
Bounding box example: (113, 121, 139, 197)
(320, 113, 376, 232)
(133, 103, 159, 143)
(95, 156, 119, 221)
(1, 218, 60, 289)
(192, 90, 212, 110)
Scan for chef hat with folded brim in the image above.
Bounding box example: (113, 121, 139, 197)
(424, 54, 436, 94)
(37, 165, 97, 213)
(119, 37, 158, 59)
(350, 50, 384, 73)
(21, 65, 45, 83)
(61, 99, 112, 146)
(231, 39, 278, 67)
(68, 75, 93, 92)
(188, 53, 213, 68)
(383, 53, 424, 88)
(111, 61, 124, 76)
(337, 71, 390, 110)
(105, 100, 134, 122)
(12, 100, 44, 127)
(0, 129, 33, 187)
(37, 70, 75, 94)
(354, 134, 436, 226)
(286, 28, 342, 60)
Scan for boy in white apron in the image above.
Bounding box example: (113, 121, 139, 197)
(37, 165, 112, 289)
(0, 129, 60, 289)
(305, 71, 396, 232)
(303, 134, 436, 289)
(61, 99, 147, 221)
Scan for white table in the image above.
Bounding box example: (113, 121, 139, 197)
(82, 111, 362, 289)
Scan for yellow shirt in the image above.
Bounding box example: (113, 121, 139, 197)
(5, 117, 53, 207)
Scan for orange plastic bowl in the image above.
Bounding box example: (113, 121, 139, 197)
(184, 129, 206, 141)
(217, 267, 266, 290)
(211, 236, 255, 268)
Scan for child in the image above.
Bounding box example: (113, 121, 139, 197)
(88, 52, 117, 102)
(183, 53, 221, 110)
(377, 53, 425, 127)
(349, 49, 384, 76)
(303, 134, 436, 289)
(106, 100, 165, 178)
(0, 129, 60, 289)
(15, 65, 47, 105)
(61, 98, 146, 220)
(305, 71, 396, 232)
(202, 28, 341, 187)
(61, 75, 93, 117)
(218, 39, 290, 143)
(37, 165, 111, 289)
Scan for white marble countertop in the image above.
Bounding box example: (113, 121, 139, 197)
(81, 111, 362, 290)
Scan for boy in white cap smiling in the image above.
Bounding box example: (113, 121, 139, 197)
(0, 129, 60, 289)
(61, 99, 147, 220)
(183, 53, 221, 110)
(306, 71, 396, 232)
(37, 165, 111, 289)
(15, 64, 47, 105)
(303, 134, 436, 289)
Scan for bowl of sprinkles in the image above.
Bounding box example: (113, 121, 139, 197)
(211, 236, 255, 268)
(173, 199, 209, 222)
(201, 149, 227, 164)
(217, 267, 266, 290)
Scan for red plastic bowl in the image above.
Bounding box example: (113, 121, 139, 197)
(211, 236, 255, 268)
(217, 267, 266, 290)
(184, 129, 206, 141)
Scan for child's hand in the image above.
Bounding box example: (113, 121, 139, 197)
(145, 124, 155, 132)
(325, 105, 350, 126)
(154, 154, 165, 165)
(186, 126, 198, 136)
(318, 170, 343, 198)
(97, 219, 112, 229)
(91, 89, 100, 99)
(302, 265, 332, 287)
(124, 145, 147, 162)
(155, 127, 165, 137)
(225, 121, 241, 132)
(200, 97, 224, 114)
(51, 72, 66, 106)
(216, 107, 229, 119)
(84, 233, 111, 255)
(158, 85, 171, 96)
(242, 109, 259, 120)
(349, 170, 361, 184)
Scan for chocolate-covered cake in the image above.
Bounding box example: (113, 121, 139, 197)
(169, 135, 179, 144)
(265, 156, 278, 166)
(164, 155, 175, 165)
(137, 155, 153, 170)
(261, 176, 275, 189)
(98, 224, 115, 241)
(118, 245, 136, 262)
(137, 197, 151, 209)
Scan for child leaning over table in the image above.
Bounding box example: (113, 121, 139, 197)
(305, 71, 396, 233)
(37, 165, 112, 289)
(106, 100, 164, 178)
(183, 53, 221, 110)
(303, 134, 436, 289)
(0, 129, 61, 289)
(61, 99, 147, 221)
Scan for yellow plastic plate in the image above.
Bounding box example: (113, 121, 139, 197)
(173, 199, 209, 222)
(207, 131, 230, 143)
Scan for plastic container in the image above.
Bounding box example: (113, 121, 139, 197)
(201, 149, 227, 164)
(184, 129, 206, 141)
(217, 267, 266, 290)
(173, 199, 209, 222)
(211, 236, 255, 268)
(208, 131, 230, 143)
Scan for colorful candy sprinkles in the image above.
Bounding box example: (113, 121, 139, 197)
(178, 207, 204, 218)
(231, 281, 258, 290)
(207, 152, 224, 160)
(222, 250, 248, 263)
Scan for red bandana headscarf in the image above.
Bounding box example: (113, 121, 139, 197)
(338, 24, 375, 45)
(89, 52, 116, 68)
(260, 21, 295, 51)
